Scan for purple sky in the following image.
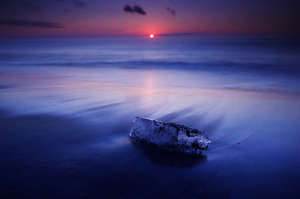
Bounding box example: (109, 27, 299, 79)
(0, 0, 299, 37)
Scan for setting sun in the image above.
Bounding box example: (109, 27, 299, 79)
(149, 34, 154, 38)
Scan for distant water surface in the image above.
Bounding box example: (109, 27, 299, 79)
(0, 36, 299, 199)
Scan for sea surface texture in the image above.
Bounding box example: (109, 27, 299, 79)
(0, 36, 299, 199)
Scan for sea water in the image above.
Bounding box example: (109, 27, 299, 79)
(0, 36, 299, 198)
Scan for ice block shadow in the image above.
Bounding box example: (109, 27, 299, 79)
(131, 139, 207, 168)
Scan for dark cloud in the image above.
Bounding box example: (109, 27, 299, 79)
(124, 4, 133, 12)
(133, 5, 146, 15)
(166, 7, 176, 16)
(73, 0, 86, 8)
(124, 4, 146, 15)
(22, 3, 41, 10)
(0, 18, 64, 28)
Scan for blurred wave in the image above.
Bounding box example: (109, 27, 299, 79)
(0, 36, 299, 151)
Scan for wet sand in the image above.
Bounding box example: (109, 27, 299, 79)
(0, 65, 299, 198)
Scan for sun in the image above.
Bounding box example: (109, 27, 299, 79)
(149, 34, 154, 38)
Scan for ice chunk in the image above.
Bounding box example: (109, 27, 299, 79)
(129, 117, 211, 153)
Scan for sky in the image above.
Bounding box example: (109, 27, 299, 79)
(0, 0, 299, 37)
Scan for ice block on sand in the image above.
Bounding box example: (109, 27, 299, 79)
(129, 117, 211, 153)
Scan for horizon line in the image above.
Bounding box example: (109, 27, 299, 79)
(0, 32, 299, 39)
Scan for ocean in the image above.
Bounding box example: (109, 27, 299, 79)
(0, 36, 299, 198)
